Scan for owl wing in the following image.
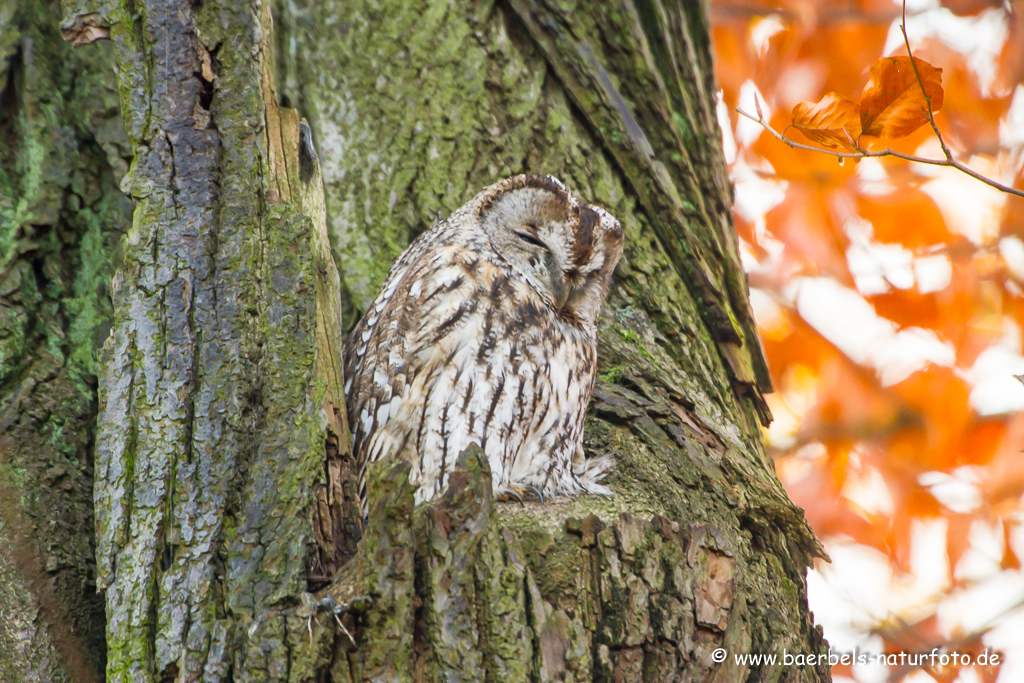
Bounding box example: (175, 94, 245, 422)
(344, 232, 497, 503)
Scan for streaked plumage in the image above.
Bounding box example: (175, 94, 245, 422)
(344, 174, 624, 508)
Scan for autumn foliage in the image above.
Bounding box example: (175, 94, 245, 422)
(791, 56, 944, 151)
(712, 1, 1024, 681)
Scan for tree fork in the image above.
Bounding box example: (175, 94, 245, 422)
(281, 0, 831, 679)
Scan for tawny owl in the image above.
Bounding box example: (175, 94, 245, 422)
(344, 174, 624, 509)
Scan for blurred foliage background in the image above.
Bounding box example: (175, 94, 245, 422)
(710, 1, 1024, 681)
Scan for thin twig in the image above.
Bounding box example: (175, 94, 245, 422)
(735, 0, 1024, 199)
(900, 0, 953, 162)
(735, 104, 1024, 198)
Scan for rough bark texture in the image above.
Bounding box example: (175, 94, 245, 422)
(0, 1, 129, 680)
(2, 0, 830, 680)
(58, 0, 350, 680)
(277, 0, 830, 681)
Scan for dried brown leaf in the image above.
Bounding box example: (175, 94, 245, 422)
(860, 56, 944, 138)
(791, 93, 863, 152)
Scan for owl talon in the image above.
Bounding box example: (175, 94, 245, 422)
(498, 485, 547, 504)
(497, 487, 526, 505)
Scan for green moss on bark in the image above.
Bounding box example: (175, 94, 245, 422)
(0, 1, 130, 680)
(279, 0, 828, 680)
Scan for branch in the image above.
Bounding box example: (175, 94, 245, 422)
(899, 1, 959, 170)
(735, 0, 1024, 200)
(736, 103, 1024, 198)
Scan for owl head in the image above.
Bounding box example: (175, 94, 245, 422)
(473, 174, 624, 327)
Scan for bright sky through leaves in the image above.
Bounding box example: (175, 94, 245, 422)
(711, 1, 1024, 681)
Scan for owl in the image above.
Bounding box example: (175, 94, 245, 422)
(344, 174, 624, 510)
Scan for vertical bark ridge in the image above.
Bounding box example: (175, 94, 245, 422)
(62, 0, 349, 679)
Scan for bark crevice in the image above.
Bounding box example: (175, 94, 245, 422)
(1, 0, 829, 680)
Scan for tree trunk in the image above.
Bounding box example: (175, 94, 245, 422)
(56, 0, 352, 681)
(283, 1, 829, 679)
(0, 0, 830, 680)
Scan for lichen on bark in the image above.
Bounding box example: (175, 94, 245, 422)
(0, 1, 129, 680)
(2, 0, 832, 679)
(279, 0, 830, 680)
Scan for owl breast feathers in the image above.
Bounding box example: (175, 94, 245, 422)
(343, 174, 624, 509)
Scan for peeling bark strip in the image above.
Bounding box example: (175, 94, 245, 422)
(64, 0, 349, 680)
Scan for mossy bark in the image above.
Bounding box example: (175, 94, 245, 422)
(281, 0, 830, 681)
(57, 0, 350, 681)
(0, 0, 129, 680)
(3, 0, 829, 680)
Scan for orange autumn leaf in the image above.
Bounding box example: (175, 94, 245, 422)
(946, 513, 973, 577)
(1003, 521, 1021, 570)
(801, 357, 900, 442)
(791, 92, 862, 152)
(714, 6, 1020, 676)
(860, 56, 944, 138)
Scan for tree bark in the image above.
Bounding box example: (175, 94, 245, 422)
(281, 1, 831, 680)
(58, 0, 351, 681)
(0, 0, 830, 680)
(0, 1, 129, 680)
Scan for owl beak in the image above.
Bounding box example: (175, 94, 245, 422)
(550, 274, 570, 311)
(553, 271, 581, 313)
(555, 285, 571, 312)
